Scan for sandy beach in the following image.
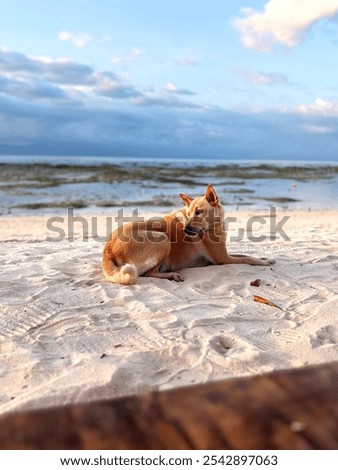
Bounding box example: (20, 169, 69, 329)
(0, 208, 337, 415)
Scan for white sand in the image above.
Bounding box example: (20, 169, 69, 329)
(0, 209, 337, 414)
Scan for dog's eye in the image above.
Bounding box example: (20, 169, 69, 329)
(195, 209, 203, 216)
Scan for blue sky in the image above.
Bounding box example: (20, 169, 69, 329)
(1, 0, 338, 160)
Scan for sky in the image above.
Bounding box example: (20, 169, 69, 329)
(1, 0, 338, 161)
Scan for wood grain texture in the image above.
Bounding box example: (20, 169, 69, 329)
(0, 362, 337, 450)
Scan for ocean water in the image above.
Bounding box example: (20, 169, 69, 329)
(0, 155, 337, 216)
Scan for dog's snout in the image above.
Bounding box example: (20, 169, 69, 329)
(183, 225, 198, 236)
(183, 217, 204, 236)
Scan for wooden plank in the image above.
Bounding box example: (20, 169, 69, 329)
(0, 362, 337, 450)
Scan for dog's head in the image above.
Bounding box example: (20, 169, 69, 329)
(179, 184, 224, 236)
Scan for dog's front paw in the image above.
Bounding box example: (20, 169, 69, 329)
(260, 258, 276, 266)
(172, 272, 184, 282)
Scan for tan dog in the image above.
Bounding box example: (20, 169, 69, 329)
(102, 184, 275, 285)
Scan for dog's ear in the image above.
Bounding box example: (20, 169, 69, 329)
(205, 184, 219, 206)
(179, 193, 193, 206)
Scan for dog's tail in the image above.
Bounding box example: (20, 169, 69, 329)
(102, 250, 137, 285)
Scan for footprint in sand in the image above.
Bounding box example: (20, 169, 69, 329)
(310, 325, 338, 348)
(209, 335, 259, 360)
(209, 335, 233, 355)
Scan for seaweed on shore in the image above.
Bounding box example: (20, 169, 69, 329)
(13, 200, 88, 210)
(1, 162, 338, 189)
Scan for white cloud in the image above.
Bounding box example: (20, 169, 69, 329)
(176, 58, 196, 66)
(164, 82, 196, 96)
(111, 48, 144, 66)
(233, 0, 338, 52)
(302, 124, 335, 134)
(131, 89, 199, 109)
(165, 82, 178, 93)
(236, 69, 290, 85)
(0, 49, 141, 103)
(58, 31, 92, 48)
(128, 48, 143, 60)
(297, 97, 338, 116)
(111, 57, 122, 65)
